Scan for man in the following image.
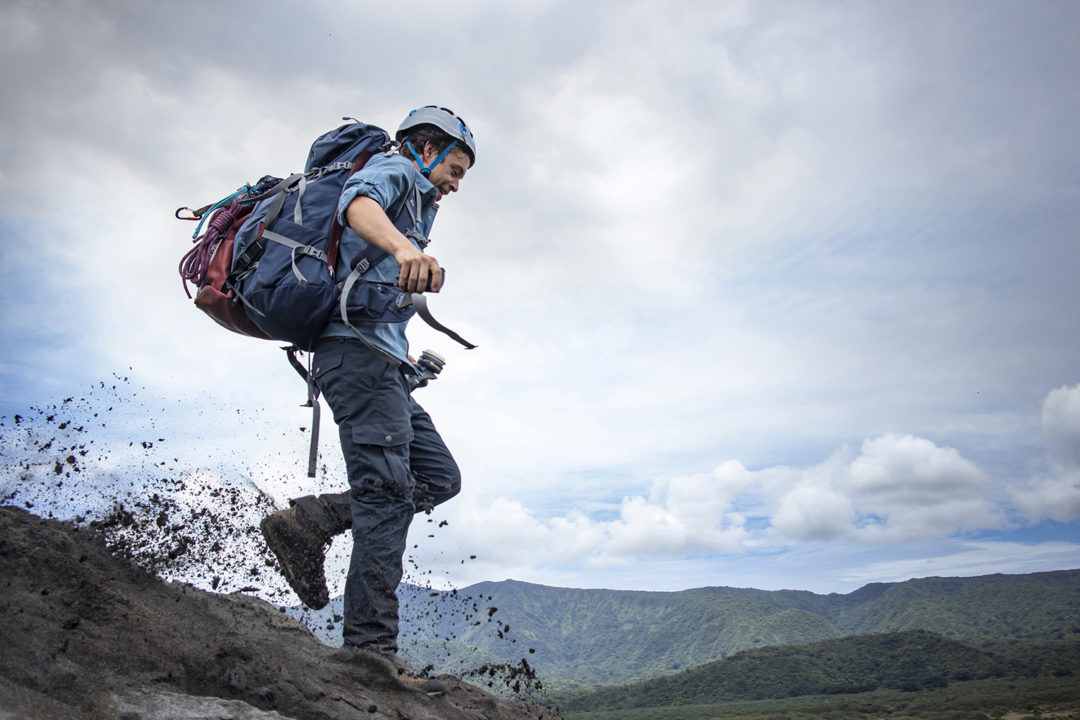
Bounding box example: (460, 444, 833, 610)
(260, 106, 476, 665)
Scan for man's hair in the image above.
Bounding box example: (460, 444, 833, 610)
(399, 124, 457, 159)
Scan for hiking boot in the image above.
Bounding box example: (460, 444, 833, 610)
(260, 506, 330, 609)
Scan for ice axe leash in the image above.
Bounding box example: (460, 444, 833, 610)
(285, 347, 322, 478)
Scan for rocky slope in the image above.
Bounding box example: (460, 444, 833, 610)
(0, 506, 554, 720)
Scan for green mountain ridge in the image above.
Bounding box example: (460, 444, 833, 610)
(558, 630, 1080, 712)
(396, 570, 1080, 688)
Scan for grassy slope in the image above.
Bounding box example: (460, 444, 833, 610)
(563, 675, 1080, 720)
(557, 631, 1080, 712)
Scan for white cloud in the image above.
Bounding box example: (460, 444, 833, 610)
(372, 460, 758, 588)
(755, 435, 1000, 543)
(847, 435, 986, 501)
(605, 497, 692, 557)
(843, 435, 999, 540)
(1009, 384, 1080, 523)
(773, 483, 854, 541)
(1012, 470, 1080, 525)
(601, 465, 753, 558)
(1042, 383, 1080, 469)
(644, 462, 748, 525)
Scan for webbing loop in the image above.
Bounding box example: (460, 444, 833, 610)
(293, 174, 307, 225)
(409, 293, 477, 349)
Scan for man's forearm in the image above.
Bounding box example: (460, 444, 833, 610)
(344, 196, 411, 257)
(344, 195, 443, 293)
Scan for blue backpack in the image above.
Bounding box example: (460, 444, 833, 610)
(176, 119, 476, 476)
(230, 120, 398, 350)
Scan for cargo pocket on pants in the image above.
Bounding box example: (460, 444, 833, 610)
(345, 439, 413, 501)
(350, 415, 413, 448)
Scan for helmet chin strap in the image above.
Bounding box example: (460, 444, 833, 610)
(403, 139, 458, 177)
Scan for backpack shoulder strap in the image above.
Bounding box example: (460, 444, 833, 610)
(327, 146, 382, 272)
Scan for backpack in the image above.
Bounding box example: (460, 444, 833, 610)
(176, 118, 476, 476)
(179, 121, 392, 346)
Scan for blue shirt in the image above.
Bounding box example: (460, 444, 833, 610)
(321, 152, 439, 364)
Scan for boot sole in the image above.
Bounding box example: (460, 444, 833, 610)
(260, 514, 330, 610)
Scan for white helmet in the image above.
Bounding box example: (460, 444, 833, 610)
(396, 106, 477, 170)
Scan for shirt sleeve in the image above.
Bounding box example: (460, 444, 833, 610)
(336, 158, 412, 226)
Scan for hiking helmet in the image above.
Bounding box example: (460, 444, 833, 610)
(396, 106, 476, 175)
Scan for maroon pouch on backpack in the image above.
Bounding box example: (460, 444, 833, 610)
(180, 199, 272, 340)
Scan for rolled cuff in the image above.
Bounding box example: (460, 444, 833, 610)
(337, 180, 391, 226)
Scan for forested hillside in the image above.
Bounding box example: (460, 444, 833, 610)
(378, 571, 1080, 687)
(559, 630, 1080, 711)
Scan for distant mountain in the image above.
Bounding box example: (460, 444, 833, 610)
(559, 630, 1080, 712)
(378, 570, 1080, 688)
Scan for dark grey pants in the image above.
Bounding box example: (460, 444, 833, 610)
(293, 337, 460, 652)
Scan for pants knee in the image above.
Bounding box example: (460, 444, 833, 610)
(416, 460, 460, 511)
(445, 463, 462, 501)
(439, 456, 462, 501)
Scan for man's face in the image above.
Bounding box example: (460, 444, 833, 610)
(421, 144, 472, 201)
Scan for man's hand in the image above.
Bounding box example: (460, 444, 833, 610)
(394, 245, 443, 293)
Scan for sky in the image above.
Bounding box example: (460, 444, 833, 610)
(1, 0, 1079, 596)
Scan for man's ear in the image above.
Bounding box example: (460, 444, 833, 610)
(422, 141, 439, 164)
